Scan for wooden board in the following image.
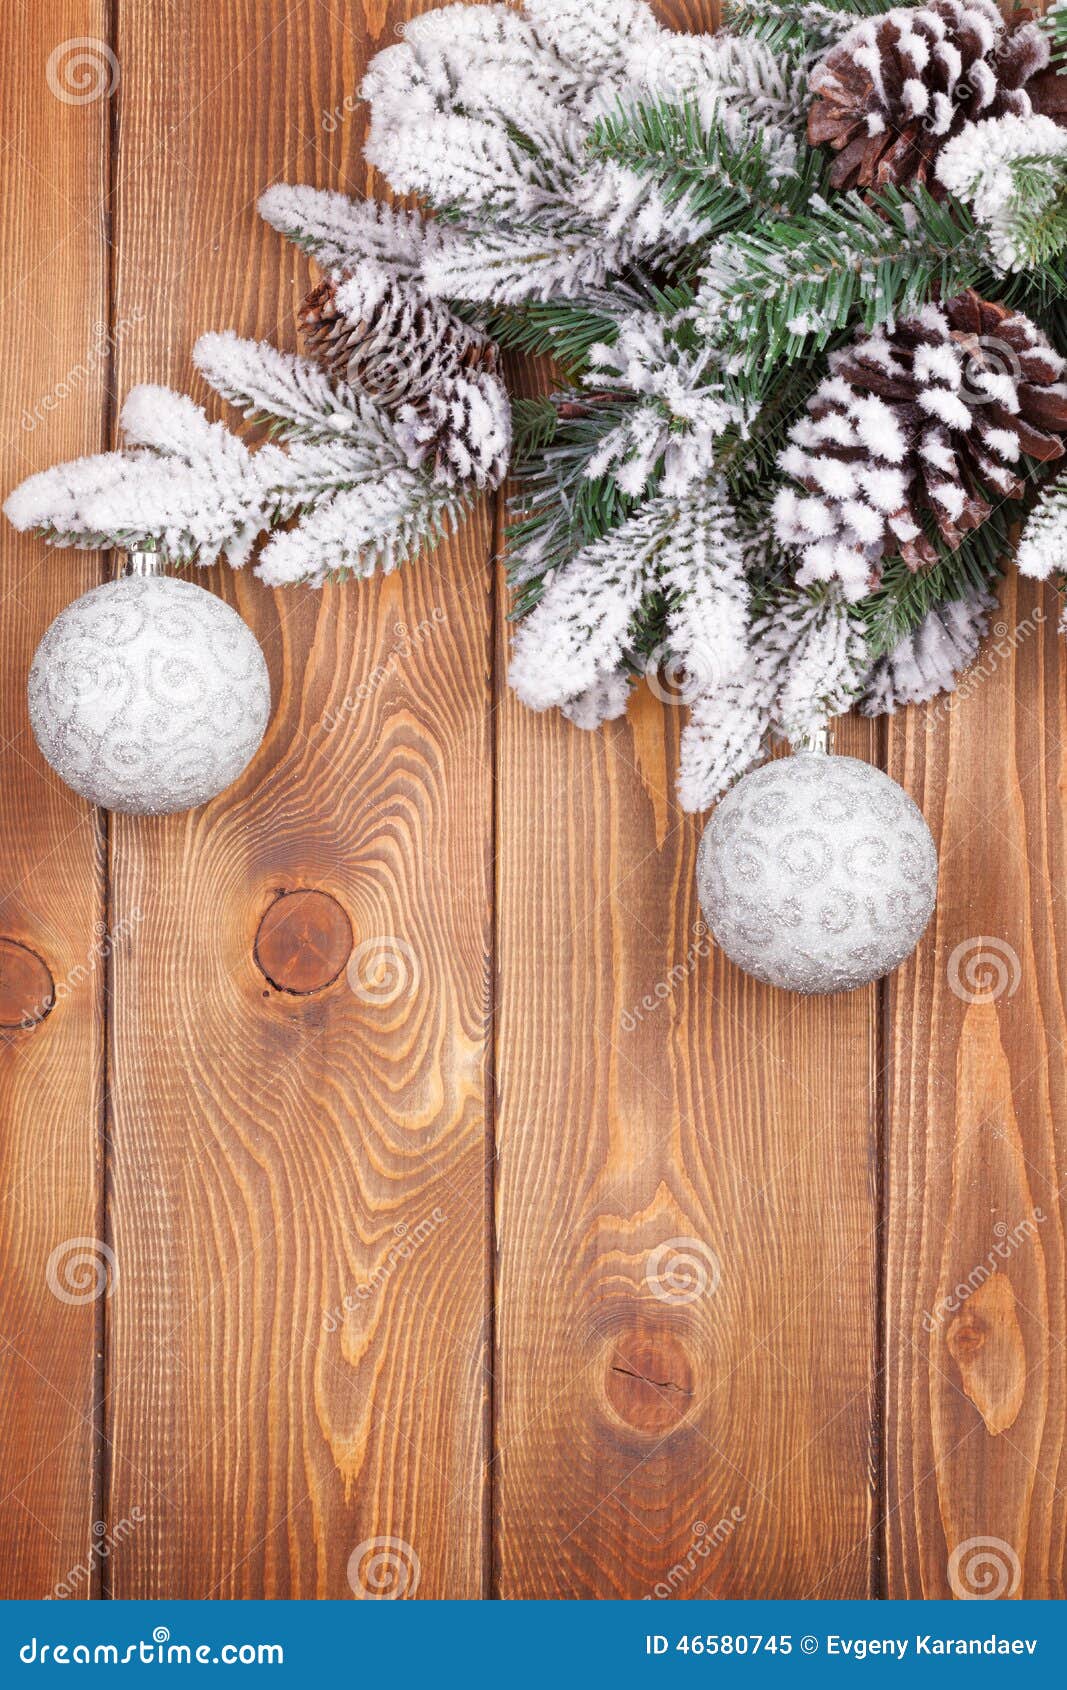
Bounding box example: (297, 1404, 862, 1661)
(0, 0, 111, 1599)
(493, 675, 881, 1598)
(884, 573, 1067, 1600)
(101, 1, 493, 1598)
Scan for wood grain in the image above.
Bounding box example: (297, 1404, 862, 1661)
(102, 0, 492, 1597)
(885, 573, 1067, 1600)
(0, 0, 110, 1599)
(493, 679, 882, 1595)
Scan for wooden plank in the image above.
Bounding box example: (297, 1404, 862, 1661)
(493, 681, 882, 1595)
(103, 1, 492, 1597)
(885, 573, 1067, 1599)
(0, 1, 111, 1598)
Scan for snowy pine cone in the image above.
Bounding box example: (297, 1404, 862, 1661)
(299, 269, 500, 408)
(808, 0, 1064, 194)
(393, 370, 511, 489)
(774, 291, 1067, 598)
(299, 268, 509, 489)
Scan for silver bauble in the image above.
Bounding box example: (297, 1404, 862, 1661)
(696, 751, 938, 994)
(28, 575, 271, 814)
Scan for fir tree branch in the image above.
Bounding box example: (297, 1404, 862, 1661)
(510, 396, 560, 459)
(506, 395, 648, 615)
(715, 352, 830, 501)
(586, 100, 826, 236)
(1042, 0, 1067, 68)
(697, 185, 991, 371)
(462, 299, 624, 371)
(858, 514, 1013, 659)
(1004, 152, 1067, 267)
(724, 0, 899, 57)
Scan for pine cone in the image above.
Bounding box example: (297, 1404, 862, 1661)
(299, 269, 500, 410)
(394, 370, 512, 489)
(808, 0, 1064, 193)
(774, 291, 1067, 597)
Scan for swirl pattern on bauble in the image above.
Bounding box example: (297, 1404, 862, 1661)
(29, 576, 270, 814)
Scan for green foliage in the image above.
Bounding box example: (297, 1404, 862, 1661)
(510, 396, 560, 459)
(1043, 2, 1067, 68)
(716, 353, 830, 500)
(587, 100, 826, 237)
(1001, 153, 1067, 268)
(468, 299, 623, 373)
(724, 0, 898, 57)
(494, 2, 1067, 692)
(860, 513, 1014, 659)
(506, 396, 649, 616)
(699, 184, 992, 372)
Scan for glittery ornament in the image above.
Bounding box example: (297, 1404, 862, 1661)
(28, 567, 270, 814)
(696, 751, 938, 994)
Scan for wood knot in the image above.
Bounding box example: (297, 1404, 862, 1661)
(945, 1276, 1025, 1436)
(0, 938, 55, 1030)
(605, 1326, 694, 1436)
(946, 1315, 986, 1364)
(254, 891, 353, 995)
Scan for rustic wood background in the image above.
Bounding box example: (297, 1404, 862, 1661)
(1, 0, 1064, 1601)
